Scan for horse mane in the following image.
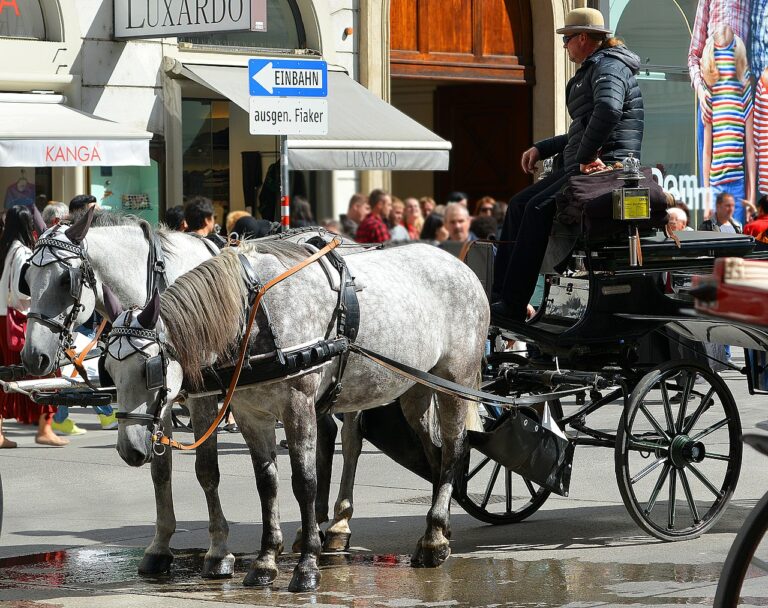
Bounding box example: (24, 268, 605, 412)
(160, 250, 247, 387)
(160, 240, 316, 385)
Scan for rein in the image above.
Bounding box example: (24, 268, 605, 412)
(152, 237, 343, 452)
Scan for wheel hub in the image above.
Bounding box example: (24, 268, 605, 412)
(669, 434, 706, 468)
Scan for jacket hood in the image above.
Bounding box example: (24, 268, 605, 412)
(589, 45, 641, 73)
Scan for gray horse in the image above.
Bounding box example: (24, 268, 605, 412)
(103, 241, 488, 592)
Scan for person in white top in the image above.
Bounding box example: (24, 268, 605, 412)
(0, 205, 68, 448)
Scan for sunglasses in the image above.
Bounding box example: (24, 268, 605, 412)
(562, 33, 578, 45)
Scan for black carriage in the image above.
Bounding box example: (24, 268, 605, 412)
(364, 163, 766, 542)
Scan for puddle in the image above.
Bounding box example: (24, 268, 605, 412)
(0, 547, 731, 606)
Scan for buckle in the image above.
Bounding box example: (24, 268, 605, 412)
(153, 260, 166, 273)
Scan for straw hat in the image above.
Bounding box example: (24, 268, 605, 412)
(556, 8, 612, 35)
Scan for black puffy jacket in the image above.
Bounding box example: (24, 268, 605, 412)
(536, 45, 644, 169)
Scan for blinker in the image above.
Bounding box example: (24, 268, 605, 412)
(145, 355, 166, 390)
(97, 353, 114, 388)
(68, 267, 82, 300)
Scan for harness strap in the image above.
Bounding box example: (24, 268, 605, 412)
(64, 318, 109, 381)
(348, 343, 586, 409)
(156, 237, 342, 451)
(139, 221, 167, 302)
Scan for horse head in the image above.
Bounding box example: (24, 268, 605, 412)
(22, 207, 99, 375)
(103, 287, 184, 467)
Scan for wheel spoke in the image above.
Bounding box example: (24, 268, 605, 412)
(644, 463, 671, 516)
(679, 470, 700, 524)
(682, 387, 717, 435)
(691, 418, 730, 442)
(752, 557, 768, 573)
(481, 462, 502, 509)
(467, 456, 491, 482)
(524, 479, 537, 499)
(631, 456, 667, 485)
(660, 381, 676, 434)
(639, 404, 672, 442)
(704, 452, 730, 462)
(668, 468, 677, 529)
(686, 462, 724, 499)
(675, 370, 696, 433)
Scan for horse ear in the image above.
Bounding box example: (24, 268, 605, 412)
(31, 205, 47, 236)
(102, 284, 124, 322)
(136, 289, 161, 330)
(64, 205, 96, 244)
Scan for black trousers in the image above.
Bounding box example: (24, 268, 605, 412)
(494, 169, 576, 318)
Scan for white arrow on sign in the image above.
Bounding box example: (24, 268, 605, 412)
(251, 62, 325, 95)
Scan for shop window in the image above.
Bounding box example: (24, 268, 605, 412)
(612, 0, 697, 177)
(89, 140, 164, 225)
(0, 167, 51, 209)
(0, 0, 46, 39)
(182, 99, 230, 226)
(178, 0, 305, 51)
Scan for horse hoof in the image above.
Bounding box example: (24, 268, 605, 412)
(138, 553, 173, 575)
(322, 531, 351, 553)
(411, 541, 451, 568)
(243, 566, 278, 587)
(202, 553, 235, 578)
(288, 565, 321, 592)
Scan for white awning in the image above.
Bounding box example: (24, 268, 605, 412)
(0, 94, 151, 167)
(180, 63, 451, 171)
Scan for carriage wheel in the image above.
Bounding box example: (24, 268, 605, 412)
(615, 361, 741, 541)
(454, 399, 563, 525)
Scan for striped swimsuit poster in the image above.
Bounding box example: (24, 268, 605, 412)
(710, 39, 753, 187)
(757, 76, 768, 195)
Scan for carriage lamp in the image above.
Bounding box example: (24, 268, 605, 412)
(612, 154, 651, 267)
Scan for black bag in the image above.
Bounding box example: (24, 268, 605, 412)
(466, 407, 574, 496)
(555, 167, 668, 239)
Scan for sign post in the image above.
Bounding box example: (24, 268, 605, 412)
(248, 58, 328, 228)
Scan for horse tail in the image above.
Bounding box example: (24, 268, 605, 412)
(464, 370, 484, 433)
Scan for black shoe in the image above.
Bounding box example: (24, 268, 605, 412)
(490, 301, 526, 328)
(223, 423, 239, 433)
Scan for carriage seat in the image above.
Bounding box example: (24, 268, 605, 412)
(542, 221, 755, 274)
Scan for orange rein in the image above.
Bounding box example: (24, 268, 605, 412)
(154, 237, 342, 451)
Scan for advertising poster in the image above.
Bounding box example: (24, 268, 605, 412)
(610, 0, 767, 226)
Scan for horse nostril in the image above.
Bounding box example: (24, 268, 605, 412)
(38, 354, 51, 374)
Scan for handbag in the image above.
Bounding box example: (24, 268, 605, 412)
(5, 248, 26, 352)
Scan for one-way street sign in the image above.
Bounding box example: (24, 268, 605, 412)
(249, 58, 328, 97)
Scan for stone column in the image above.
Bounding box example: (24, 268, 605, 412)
(359, 0, 392, 194)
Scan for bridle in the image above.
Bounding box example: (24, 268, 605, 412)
(23, 226, 98, 354)
(104, 314, 172, 454)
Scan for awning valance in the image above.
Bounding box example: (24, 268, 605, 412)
(0, 94, 151, 167)
(180, 63, 451, 171)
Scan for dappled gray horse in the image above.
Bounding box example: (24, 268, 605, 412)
(104, 241, 488, 592)
(18, 210, 234, 576)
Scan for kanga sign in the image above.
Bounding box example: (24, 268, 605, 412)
(0, 140, 150, 167)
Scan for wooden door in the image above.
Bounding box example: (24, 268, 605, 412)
(434, 83, 532, 204)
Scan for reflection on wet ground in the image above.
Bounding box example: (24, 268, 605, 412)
(0, 546, 738, 606)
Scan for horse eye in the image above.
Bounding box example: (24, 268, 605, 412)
(59, 274, 69, 287)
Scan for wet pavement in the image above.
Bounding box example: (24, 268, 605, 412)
(0, 546, 740, 606)
(2, 361, 768, 606)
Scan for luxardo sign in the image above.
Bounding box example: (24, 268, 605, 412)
(0, 0, 45, 38)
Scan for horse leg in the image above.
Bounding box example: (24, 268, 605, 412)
(401, 386, 442, 483)
(292, 413, 337, 553)
(138, 408, 175, 575)
(324, 411, 361, 552)
(189, 395, 234, 578)
(282, 380, 322, 592)
(239, 411, 284, 587)
(411, 390, 469, 569)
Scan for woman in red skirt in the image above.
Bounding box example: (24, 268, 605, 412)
(0, 205, 66, 448)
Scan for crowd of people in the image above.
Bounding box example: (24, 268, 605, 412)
(332, 189, 507, 245)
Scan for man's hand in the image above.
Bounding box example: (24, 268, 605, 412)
(580, 158, 607, 174)
(521, 146, 540, 174)
(697, 82, 712, 123)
